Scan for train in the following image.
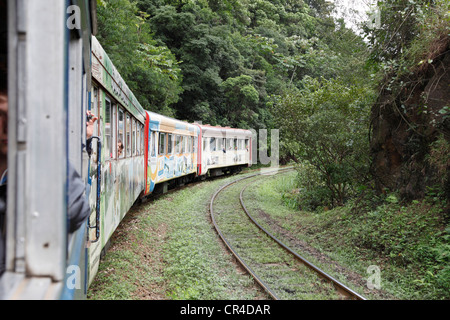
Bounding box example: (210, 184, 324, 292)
(0, 0, 252, 299)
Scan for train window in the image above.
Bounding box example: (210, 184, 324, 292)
(142, 125, 145, 155)
(234, 139, 238, 150)
(159, 132, 166, 155)
(227, 138, 233, 150)
(194, 137, 198, 154)
(151, 131, 156, 157)
(104, 97, 112, 159)
(210, 138, 216, 151)
(111, 104, 117, 158)
(113, 105, 117, 158)
(139, 124, 144, 155)
(134, 120, 138, 155)
(92, 87, 99, 138)
(189, 136, 193, 153)
(126, 114, 131, 157)
(132, 118, 136, 156)
(140, 124, 144, 155)
(136, 123, 140, 155)
(167, 134, 173, 155)
(140, 124, 143, 155)
(180, 136, 184, 153)
(203, 138, 207, 151)
(245, 139, 249, 150)
(118, 108, 124, 158)
(123, 112, 128, 158)
(175, 135, 181, 154)
(187, 136, 190, 153)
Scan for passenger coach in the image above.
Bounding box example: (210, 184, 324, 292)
(196, 124, 252, 177)
(144, 111, 199, 195)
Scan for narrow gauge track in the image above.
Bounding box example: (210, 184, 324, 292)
(210, 168, 367, 300)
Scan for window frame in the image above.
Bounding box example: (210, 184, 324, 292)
(167, 133, 173, 155)
(117, 107, 125, 159)
(126, 113, 131, 157)
(159, 132, 166, 156)
(104, 96, 112, 160)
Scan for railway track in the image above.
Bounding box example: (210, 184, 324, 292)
(209, 168, 367, 300)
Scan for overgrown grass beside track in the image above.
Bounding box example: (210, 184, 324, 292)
(245, 171, 449, 300)
(88, 172, 268, 300)
(88, 170, 449, 300)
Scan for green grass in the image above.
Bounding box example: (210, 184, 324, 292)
(212, 176, 341, 299)
(88, 173, 268, 300)
(88, 169, 449, 300)
(243, 171, 450, 300)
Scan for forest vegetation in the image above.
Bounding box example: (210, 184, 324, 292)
(95, 0, 449, 299)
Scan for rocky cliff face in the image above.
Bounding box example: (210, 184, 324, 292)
(370, 37, 450, 200)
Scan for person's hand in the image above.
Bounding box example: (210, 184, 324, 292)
(86, 110, 98, 139)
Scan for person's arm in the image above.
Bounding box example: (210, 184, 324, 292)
(85, 111, 98, 157)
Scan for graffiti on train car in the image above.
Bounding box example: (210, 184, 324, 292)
(156, 154, 193, 182)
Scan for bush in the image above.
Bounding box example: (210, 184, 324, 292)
(273, 77, 374, 208)
(343, 195, 450, 298)
(292, 162, 332, 211)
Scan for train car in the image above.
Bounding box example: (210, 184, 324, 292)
(87, 36, 147, 286)
(0, 0, 97, 299)
(196, 124, 252, 177)
(144, 111, 199, 195)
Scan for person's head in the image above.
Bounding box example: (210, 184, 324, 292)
(118, 140, 124, 156)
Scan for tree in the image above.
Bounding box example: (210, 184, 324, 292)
(272, 76, 374, 208)
(96, 0, 182, 115)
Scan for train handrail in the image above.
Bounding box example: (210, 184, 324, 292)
(88, 136, 101, 243)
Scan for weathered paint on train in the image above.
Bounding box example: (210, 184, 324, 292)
(91, 36, 146, 123)
(88, 37, 146, 285)
(144, 111, 199, 195)
(196, 124, 252, 177)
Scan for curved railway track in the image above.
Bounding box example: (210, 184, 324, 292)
(209, 168, 367, 300)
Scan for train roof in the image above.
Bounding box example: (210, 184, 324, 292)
(91, 36, 146, 123)
(195, 123, 252, 138)
(146, 111, 199, 136)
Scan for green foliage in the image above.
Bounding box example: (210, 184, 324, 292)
(364, 0, 449, 114)
(347, 195, 449, 298)
(96, 0, 183, 115)
(273, 76, 375, 208)
(364, 0, 449, 200)
(427, 134, 450, 196)
(98, 0, 373, 130)
(133, 0, 371, 129)
(252, 171, 450, 299)
(364, 0, 449, 62)
(292, 162, 333, 211)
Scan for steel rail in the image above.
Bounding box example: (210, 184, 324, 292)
(209, 167, 294, 300)
(239, 177, 368, 300)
